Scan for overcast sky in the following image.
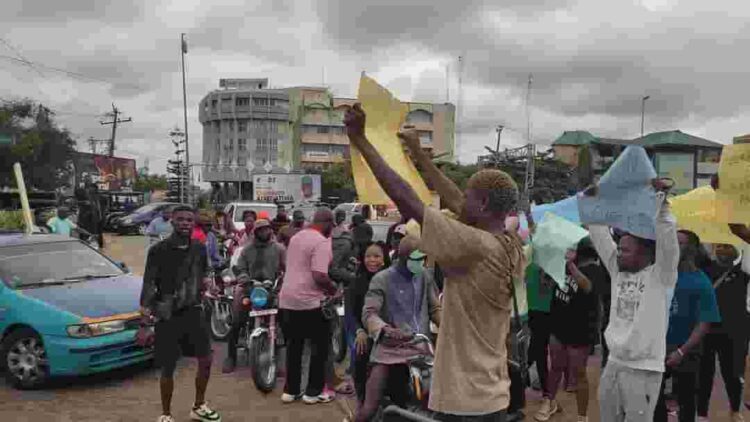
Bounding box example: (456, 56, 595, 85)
(2, 0, 749, 176)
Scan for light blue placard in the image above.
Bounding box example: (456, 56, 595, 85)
(532, 212, 589, 288)
(578, 146, 658, 239)
(532, 195, 580, 224)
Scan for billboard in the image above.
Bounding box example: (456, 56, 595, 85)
(253, 174, 321, 203)
(654, 152, 695, 195)
(73, 152, 137, 192)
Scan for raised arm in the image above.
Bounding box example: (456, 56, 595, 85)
(344, 104, 425, 224)
(398, 126, 465, 216)
(654, 191, 679, 283)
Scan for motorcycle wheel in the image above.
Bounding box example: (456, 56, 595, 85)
(209, 298, 232, 341)
(331, 316, 346, 363)
(250, 331, 277, 393)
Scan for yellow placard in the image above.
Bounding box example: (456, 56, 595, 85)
(716, 144, 750, 223)
(350, 74, 432, 205)
(671, 186, 742, 245)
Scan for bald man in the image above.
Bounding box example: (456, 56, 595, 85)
(278, 207, 338, 405)
(346, 104, 526, 421)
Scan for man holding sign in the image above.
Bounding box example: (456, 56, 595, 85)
(345, 103, 525, 421)
(583, 180, 679, 422)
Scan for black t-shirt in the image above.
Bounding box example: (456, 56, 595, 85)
(705, 261, 750, 340)
(144, 237, 207, 309)
(549, 262, 602, 345)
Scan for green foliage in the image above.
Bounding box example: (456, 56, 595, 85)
(0, 99, 76, 191)
(319, 163, 356, 203)
(134, 174, 168, 192)
(0, 210, 25, 230)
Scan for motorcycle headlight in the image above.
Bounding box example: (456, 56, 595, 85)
(66, 320, 127, 338)
(250, 287, 269, 309)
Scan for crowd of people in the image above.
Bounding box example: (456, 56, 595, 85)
(131, 102, 750, 422)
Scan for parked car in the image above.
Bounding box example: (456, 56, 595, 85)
(0, 233, 152, 389)
(224, 202, 278, 232)
(334, 202, 376, 224)
(111, 202, 183, 235)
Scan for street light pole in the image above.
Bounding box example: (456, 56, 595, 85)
(641, 95, 650, 138)
(495, 125, 504, 153)
(180, 33, 190, 205)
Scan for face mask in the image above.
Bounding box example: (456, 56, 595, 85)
(407, 258, 425, 277)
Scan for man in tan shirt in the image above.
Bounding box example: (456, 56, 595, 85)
(344, 104, 526, 421)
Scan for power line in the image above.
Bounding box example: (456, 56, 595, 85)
(0, 38, 44, 77)
(100, 104, 132, 157)
(0, 54, 143, 90)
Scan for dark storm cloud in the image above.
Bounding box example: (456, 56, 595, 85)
(314, 1, 750, 124)
(3, 0, 144, 23)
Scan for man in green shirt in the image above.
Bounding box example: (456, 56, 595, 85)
(46, 207, 76, 237)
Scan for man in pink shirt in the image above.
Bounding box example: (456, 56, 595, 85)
(279, 208, 338, 405)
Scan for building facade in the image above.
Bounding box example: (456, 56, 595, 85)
(198, 79, 456, 199)
(198, 79, 294, 196)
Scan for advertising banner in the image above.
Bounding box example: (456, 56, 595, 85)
(654, 152, 695, 194)
(253, 174, 321, 203)
(73, 152, 137, 192)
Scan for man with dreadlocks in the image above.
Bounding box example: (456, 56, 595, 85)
(345, 104, 526, 422)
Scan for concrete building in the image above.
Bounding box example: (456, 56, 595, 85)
(198, 78, 294, 198)
(286, 86, 456, 170)
(552, 130, 723, 194)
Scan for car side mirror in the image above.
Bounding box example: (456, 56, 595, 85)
(115, 261, 130, 273)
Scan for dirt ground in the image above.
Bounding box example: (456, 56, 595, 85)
(0, 234, 746, 421)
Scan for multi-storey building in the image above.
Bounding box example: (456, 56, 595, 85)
(199, 80, 456, 198)
(198, 79, 294, 197)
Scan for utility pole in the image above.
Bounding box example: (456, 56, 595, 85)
(100, 103, 131, 156)
(181, 33, 191, 205)
(641, 95, 650, 138)
(524, 73, 535, 209)
(495, 125, 504, 153)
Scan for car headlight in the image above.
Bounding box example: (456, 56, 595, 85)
(121, 217, 133, 224)
(66, 320, 127, 338)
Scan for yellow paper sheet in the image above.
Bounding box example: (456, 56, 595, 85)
(716, 144, 750, 223)
(671, 186, 742, 245)
(350, 74, 432, 205)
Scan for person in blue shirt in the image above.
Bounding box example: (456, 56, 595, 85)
(46, 207, 76, 237)
(146, 207, 174, 248)
(654, 230, 721, 422)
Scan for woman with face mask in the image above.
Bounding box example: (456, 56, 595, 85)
(350, 236, 442, 422)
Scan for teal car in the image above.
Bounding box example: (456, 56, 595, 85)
(0, 232, 152, 389)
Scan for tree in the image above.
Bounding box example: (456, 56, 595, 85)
(318, 162, 356, 203)
(134, 174, 168, 192)
(0, 99, 76, 191)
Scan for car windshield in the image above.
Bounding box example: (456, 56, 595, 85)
(0, 241, 124, 288)
(131, 203, 160, 215)
(233, 205, 278, 222)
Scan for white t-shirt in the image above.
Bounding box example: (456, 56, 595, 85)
(588, 193, 679, 373)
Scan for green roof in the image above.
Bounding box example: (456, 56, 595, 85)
(633, 130, 723, 148)
(552, 131, 598, 146)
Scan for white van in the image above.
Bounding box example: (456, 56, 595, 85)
(224, 202, 279, 231)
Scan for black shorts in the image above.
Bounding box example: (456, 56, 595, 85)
(155, 305, 212, 367)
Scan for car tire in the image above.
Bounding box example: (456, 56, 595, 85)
(0, 327, 50, 390)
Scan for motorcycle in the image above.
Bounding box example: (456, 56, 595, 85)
(322, 296, 347, 363)
(205, 267, 234, 341)
(373, 334, 436, 422)
(239, 278, 282, 393)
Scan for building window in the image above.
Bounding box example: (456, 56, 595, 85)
(238, 138, 247, 152)
(228, 120, 234, 131)
(238, 120, 248, 132)
(406, 109, 433, 125)
(418, 130, 433, 145)
(221, 98, 232, 111)
(253, 97, 269, 107)
(211, 99, 217, 109)
(317, 126, 330, 134)
(236, 97, 250, 107)
(214, 121, 220, 133)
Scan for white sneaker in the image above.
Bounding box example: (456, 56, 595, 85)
(303, 392, 334, 404)
(697, 417, 709, 422)
(281, 393, 301, 403)
(534, 398, 560, 421)
(190, 402, 221, 421)
(577, 416, 588, 422)
(158, 416, 175, 422)
(732, 412, 746, 422)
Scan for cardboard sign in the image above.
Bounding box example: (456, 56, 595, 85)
(578, 146, 658, 239)
(532, 212, 589, 288)
(716, 144, 750, 223)
(350, 74, 432, 205)
(671, 186, 742, 245)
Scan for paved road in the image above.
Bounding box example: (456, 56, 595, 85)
(0, 234, 747, 421)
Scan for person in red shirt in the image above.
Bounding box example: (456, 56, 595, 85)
(191, 211, 208, 245)
(228, 210, 257, 257)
